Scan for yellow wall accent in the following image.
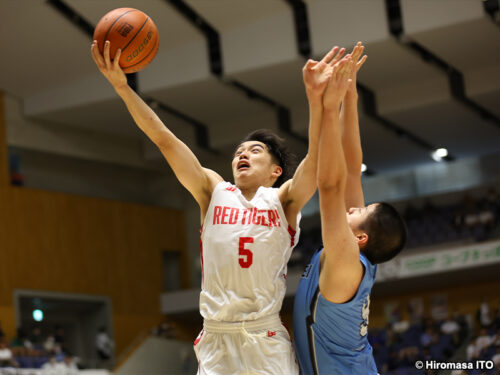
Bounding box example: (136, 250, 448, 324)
(0, 92, 190, 355)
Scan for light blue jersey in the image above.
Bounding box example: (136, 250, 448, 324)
(293, 249, 378, 375)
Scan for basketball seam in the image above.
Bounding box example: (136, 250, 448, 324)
(120, 17, 150, 54)
(102, 9, 137, 52)
(122, 32, 159, 71)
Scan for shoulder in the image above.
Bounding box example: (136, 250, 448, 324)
(203, 168, 224, 191)
(277, 179, 293, 203)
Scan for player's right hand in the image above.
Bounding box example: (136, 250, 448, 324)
(302, 46, 346, 99)
(91, 40, 128, 90)
(323, 55, 354, 108)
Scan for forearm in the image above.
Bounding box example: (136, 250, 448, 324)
(114, 85, 216, 202)
(303, 95, 323, 177)
(115, 84, 175, 148)
(317, 108, 347, 190)
(340, 91, 363, 175)
(285, 95, 323, 208)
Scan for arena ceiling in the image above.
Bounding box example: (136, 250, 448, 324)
(1, 0, 499, 177)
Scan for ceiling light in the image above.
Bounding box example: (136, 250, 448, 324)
(431, 148, 448, 162)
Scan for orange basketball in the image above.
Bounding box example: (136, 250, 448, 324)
(93, 8, 159, 74)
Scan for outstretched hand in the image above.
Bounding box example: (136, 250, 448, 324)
(323, 55, 355, 108)
(302, 46, 346, 99)
(346, 42, 367, 94)
(91, 40, 128, 90)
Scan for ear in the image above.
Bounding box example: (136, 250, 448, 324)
(271, 165, 283, 179)
(356, 232, 369, 248)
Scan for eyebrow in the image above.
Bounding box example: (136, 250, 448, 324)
(235, 143, 266, 153)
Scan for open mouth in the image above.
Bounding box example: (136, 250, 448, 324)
(237, 161, 250, 171)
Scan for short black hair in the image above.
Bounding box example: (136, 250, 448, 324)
(240, 129, 296, 187)
(360, 202, 407, 264)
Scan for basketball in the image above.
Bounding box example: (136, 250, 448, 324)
(93, 8, 159, 74)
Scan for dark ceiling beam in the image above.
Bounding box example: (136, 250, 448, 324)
(385, 0, 500, 130)
(46, 0, 216, 153)
(283, 0, 443, 168)
(165, 0, 306, 145)
(46, 0, 94, 38)
(357, 83, 454, 161)
(166, 0, 222, 76)
(483, 0, 500, 25)
(284, 0, 311, 58)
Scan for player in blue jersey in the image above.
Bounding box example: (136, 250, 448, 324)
(293, 43, 407, 375)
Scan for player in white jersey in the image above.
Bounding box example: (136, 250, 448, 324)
(91, 39, 347, 374)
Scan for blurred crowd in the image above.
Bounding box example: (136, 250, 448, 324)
(290, 189, 500, 269)
(368, 299, 500, 375)
(0, 324, 113, 373)
(404, 189, 500, 249)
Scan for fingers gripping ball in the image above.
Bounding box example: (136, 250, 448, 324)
(93, 8, 159, 73)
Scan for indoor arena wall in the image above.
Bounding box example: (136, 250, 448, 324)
(0, 92, 190, 356)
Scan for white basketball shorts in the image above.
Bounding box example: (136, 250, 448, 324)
(194, 314, 299, 375)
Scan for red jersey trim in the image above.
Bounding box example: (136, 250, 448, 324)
(199, 226, 204, 285)
(288, 225, 297, 247)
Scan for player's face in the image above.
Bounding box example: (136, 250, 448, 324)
(346, 204, 378, 232)
(232, 141, 281, 188)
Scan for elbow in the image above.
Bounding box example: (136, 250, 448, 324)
(317, 172, 345, 193)
(154, 130, 176, 150)
(317, 161, 347, 192)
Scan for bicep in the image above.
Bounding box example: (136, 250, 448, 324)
(283, 156, 317, 212)
(318, 185, 363, 302)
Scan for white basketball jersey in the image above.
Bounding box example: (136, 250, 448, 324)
(200, 181, 301, 322)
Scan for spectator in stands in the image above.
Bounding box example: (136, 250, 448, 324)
(10, 327, 29, 357)
(479, 299, 493, 328)
(421, 327, 434, 348)
(0, 339, 18, 368)
(153, 319, 175, 339)
(492, 345, 500, 368)
(44, 334, 56, 352)
(467, 336, 479, 361)
(441, 314, 461, 347)
(62, 353, 78, 375)
(28, 326, 44, 350)
(41, 354, 60, 373)
(493, 328, 500, 347)
(452, 309, 469, 344)
(476, 328, 494, 355)
(54, 325, 65, 347)
(478, 200, 495, 240)
(95, 326, 113, 369)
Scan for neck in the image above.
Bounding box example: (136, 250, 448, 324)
(239, 185, 260, 201)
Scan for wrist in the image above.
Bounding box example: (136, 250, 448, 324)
(306, 90, 323, 102)
(323, 105, 341, 117)
(345, 90, 358, 101)
(114, 82, 130, 94)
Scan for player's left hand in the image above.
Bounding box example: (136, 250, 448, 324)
(303, 46, 346, 99)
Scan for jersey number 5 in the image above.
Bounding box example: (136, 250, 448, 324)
(238, 237, 254, 268)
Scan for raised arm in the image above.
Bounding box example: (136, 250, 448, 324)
(280, 47, 345, 228)
(339, 42, 368, 209)
(317, 56, 364, 303)
(91, 41, 222, 213)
